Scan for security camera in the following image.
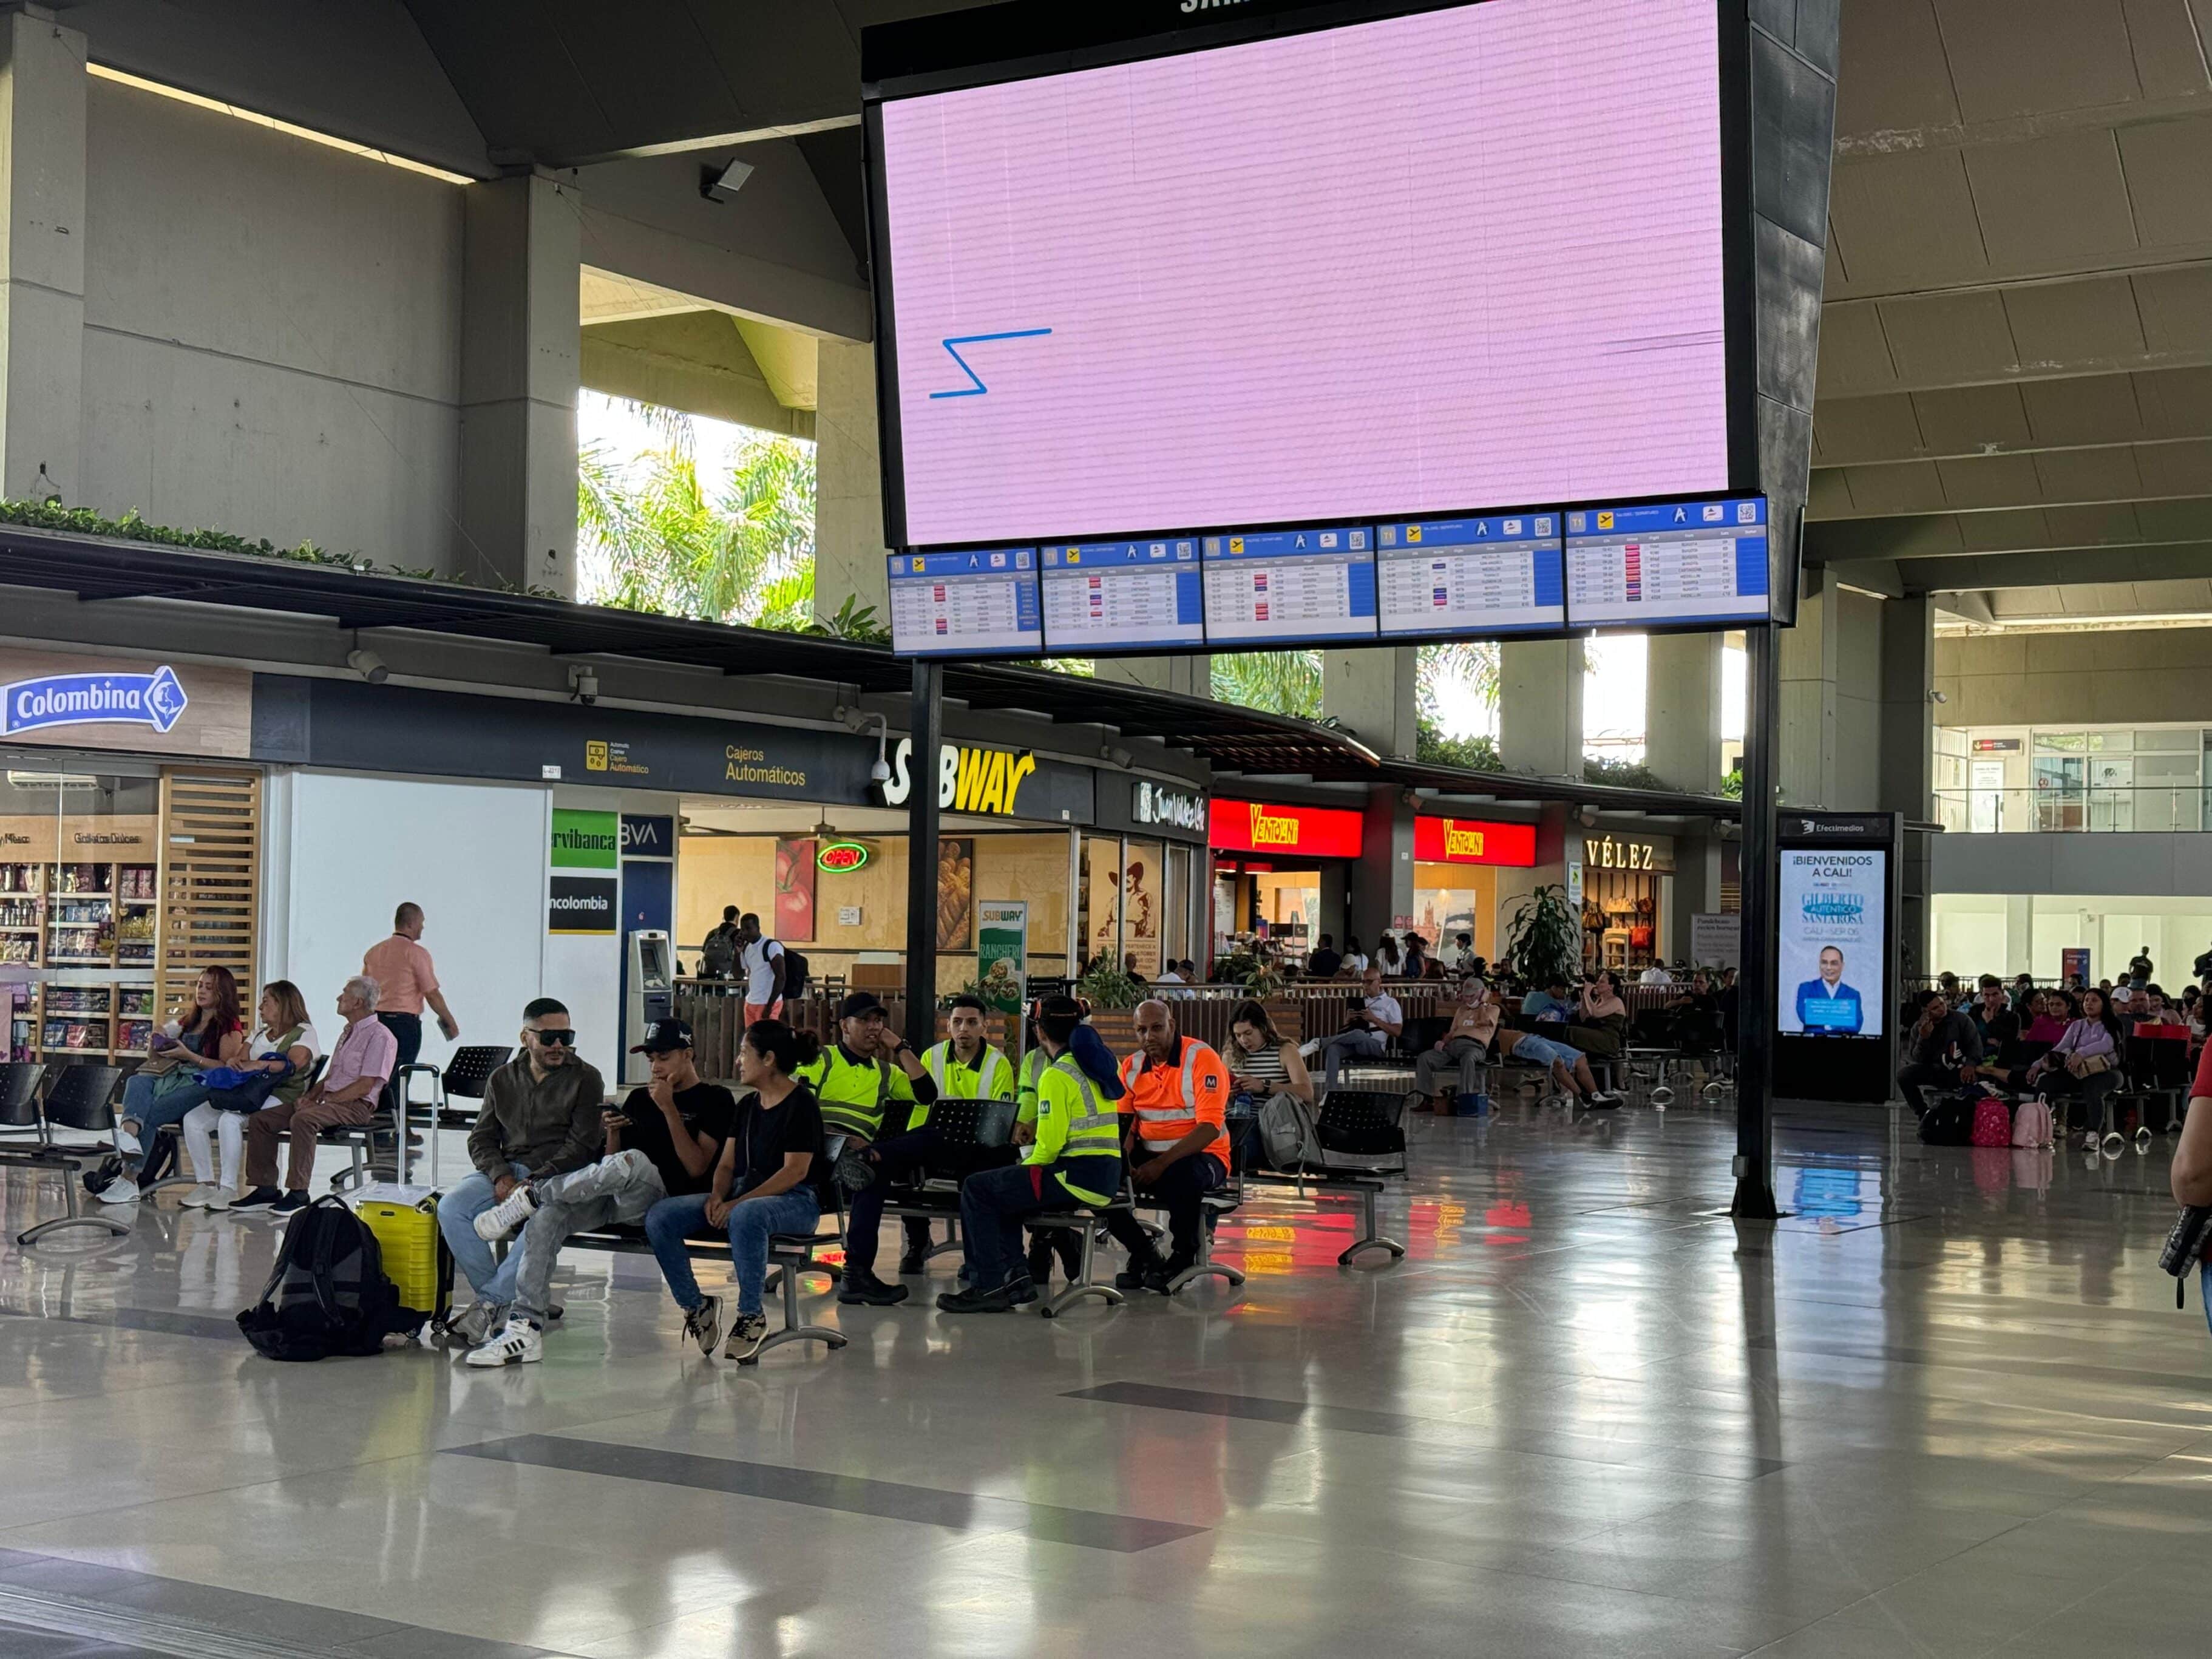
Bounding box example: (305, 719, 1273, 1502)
(568, 664, 599, 705)
(346, 648, 388, 685)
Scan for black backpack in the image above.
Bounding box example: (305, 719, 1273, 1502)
(700, 924, 739, 977)
(237, 1198, 418, 1361)
(1917, 1094, 1976, 1147)
(781, 946, 810, 1000)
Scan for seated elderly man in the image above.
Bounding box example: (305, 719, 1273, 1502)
(233, 975, 398, 1214)
(1444, 988, 1623, 1111)
(1413, 979, 1493, 1113)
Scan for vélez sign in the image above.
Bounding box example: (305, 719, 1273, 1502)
(1, 665, 189, 737)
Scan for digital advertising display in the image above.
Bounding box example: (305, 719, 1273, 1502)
(869, 0, 1734, 551)
(1039, 540, 1205, 656)
(1377, 514, 1564, 639)
(1202, 525, 1377, 648)
(886, 548, 1042, 657)
(1564, 496, 1771, 629)
(1776, 849, 1887, 1040)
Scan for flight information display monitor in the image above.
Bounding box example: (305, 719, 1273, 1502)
(887, 548, 1042, 657)
(867, 0, 1737, 550)
(1376, 514, 1564, 639)
(1039, 540, 1204, 655)
(1202, 525, 1377, 648)
(1564, 497, 1771, 628)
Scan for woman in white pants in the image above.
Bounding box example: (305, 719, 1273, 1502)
(180, 982, 319, 1209)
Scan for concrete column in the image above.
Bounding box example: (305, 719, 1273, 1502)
(1667, 831, 1716, 963)
(458, 173, 580, 595)
(1322, 646, 1417, 759)
(0, 6, 86, 504)
(1349, 784, 1414, 943)
(1498, 640, 1584, 778)
(1646, 633, 1723, 794)
(814, 337, 891, 627)
(1879, 595, 1934, 823)
(1098, 656, 1210, 697)
(1777, 566, 1839, 806)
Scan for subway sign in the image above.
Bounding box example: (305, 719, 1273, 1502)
(1413, 816, 1536, 869)
(1208, 799, 1365, 859)
(877, 739, 1037, 816)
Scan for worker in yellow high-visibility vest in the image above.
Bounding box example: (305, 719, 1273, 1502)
(840, 994, 1018, 1306)
(938, 996, 1123, 1313)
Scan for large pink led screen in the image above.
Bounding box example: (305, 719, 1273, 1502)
(878, 0, 1730, 548)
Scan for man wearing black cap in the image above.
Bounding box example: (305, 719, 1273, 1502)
(464, 1017, 735, 1367)
(796, 991, 935, 1150)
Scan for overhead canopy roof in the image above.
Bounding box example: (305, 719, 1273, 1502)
(0, 525, 1738, 821)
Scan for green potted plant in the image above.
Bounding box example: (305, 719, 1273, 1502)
(1502, 884, 1582, 991)
(1076, 956, 1149, 1050)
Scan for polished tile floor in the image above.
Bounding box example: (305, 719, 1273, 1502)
(0, 1096, 2204, 1658)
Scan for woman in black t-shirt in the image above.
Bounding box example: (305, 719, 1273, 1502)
(642, 1020, 827, 1363)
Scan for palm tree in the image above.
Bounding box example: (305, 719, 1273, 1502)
(576, 402, 818, 628)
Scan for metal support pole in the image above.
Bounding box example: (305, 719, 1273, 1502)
(1732, 623, 1781, 1220)
(904, 659, 944, 1054)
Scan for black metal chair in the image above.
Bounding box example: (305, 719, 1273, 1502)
(878, 1097, 1019, 1263)
(409, 1045, 513, 1186)
(0, 1062, 46, 1146)
(18, 1064, 128, 1245)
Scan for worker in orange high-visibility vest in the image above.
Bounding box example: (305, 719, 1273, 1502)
(1106, 998, 1231, 1293)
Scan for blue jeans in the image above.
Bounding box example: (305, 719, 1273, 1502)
(121, 1073, 211, 1176)
(1511, 1033, 1584, 1070)
(643, 1183, 821, 1318)
(436, 1163, 530, 1303)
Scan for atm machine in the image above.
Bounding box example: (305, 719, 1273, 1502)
(625, 930, 674, 1084)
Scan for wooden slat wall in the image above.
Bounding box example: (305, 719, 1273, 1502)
(157, 769, 259, 1012)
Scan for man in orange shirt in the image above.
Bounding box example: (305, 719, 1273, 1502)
(362, 902, 460, 1116)
(1105, 998, 1230, 1293)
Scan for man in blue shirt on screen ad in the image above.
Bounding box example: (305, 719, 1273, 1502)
(1794, 946, 1864, 1034)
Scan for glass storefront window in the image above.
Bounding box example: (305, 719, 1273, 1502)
(0, 759, 165, 1065)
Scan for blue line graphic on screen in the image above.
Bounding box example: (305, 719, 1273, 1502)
(930, 329, 1054, 399)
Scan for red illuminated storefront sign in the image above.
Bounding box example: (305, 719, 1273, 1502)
(1209, 799, 1365, 860)
(1413, 816, 1536, 868)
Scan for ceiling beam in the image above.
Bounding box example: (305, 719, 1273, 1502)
(1807, 497, 2212, 562)
(1878, 541, 2212, 592)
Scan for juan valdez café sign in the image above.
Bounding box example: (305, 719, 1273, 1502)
(1208, 800, 1365, 859)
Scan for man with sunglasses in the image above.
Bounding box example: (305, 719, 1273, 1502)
(433, 997, 605, 1346)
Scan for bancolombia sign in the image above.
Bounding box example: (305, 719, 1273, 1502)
(2, 666, 189, 736)
(878, 739, 1037, 817)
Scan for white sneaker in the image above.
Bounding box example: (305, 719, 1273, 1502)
(179, 1185, 222, 1209)
(464, 1318, 543, 1368)
(442, 1299, 503, 1351)
(472, 1186, 536, 1242)
(203, 1189, 234, 1212)
(96, 1175, 143, 1206)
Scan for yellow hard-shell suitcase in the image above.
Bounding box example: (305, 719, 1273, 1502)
(355, 1195, 450, 1318)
